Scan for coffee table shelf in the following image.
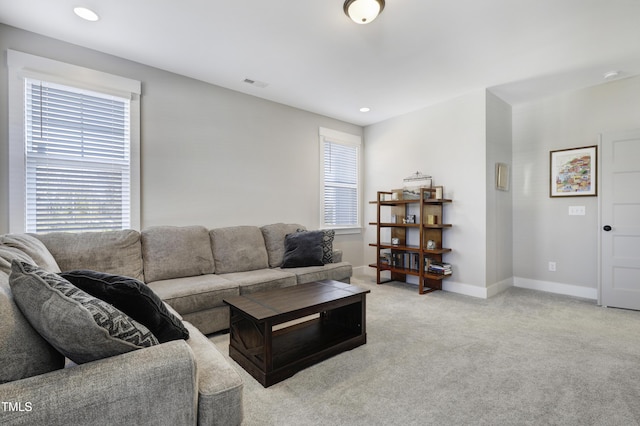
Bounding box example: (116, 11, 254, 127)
(224, 280, 369, 387)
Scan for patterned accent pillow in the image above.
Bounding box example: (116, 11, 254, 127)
(297, 229, 334, 264)
(9, 261, 158, 364)
(321, 229, 335, 264)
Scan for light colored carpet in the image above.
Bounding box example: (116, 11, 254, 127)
(209, 276, 640, 425)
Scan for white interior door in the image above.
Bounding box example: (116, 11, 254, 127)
(600, 129, 640, 310)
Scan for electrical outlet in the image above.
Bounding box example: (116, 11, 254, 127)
(548, 262, 556, 272)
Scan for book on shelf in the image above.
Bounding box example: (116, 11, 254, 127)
(425, 259, 452, 275)
(390, 251, 420, 271)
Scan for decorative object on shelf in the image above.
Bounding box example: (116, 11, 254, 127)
(496, 163, 510, 191)
(391, 238, 399, 246)
(404, 215, 416, 224)
(426, 240, 436, 250)
(343, 0, 385, 24)
(427, 215, 438, 225)
(403, 171, 432, 200)
(434, 186, 444, 200)
(550, 146, 597, 197)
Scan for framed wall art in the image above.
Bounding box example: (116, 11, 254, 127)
(550, 145, 597, 197)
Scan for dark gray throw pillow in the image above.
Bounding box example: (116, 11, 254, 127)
(296, 228, 335, 264)
(281, 231, 324, 268)
(60, 270, 189, 343)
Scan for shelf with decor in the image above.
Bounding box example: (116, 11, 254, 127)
(369, 187, 452, 294)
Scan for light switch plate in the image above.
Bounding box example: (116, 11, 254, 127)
(568, 206, 586, 216)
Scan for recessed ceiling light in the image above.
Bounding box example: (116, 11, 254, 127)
(74, 7, 99, 22)
(603, 70, 620, 80)
(360, 107, 371, 112)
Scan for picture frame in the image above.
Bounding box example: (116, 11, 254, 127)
(550, 145, 597, 197)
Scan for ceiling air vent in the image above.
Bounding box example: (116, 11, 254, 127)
(243, 78, 269, 88)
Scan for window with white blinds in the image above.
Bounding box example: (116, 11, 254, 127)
(24, 79, 131, 233)
(320, 128, 362, 230)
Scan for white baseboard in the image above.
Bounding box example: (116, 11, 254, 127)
(513, 277, 597, 300)
(486, 277, 514, 298)
(353, 268, 595, 300)
(442, 280, 489, 299)
(355, 266, 508, 299)
(353, 265, 372, 277)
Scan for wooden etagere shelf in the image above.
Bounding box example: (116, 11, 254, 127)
(369, 187, 453, 294)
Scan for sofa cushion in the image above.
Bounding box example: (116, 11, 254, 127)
(0, 271, 64, 383)
(141, 225, 215, 283)
(0, 244, 36, 276)
(219, 268, 297, 295)
(210, 226, 269, 274)
(281, 231, 324, 268)
(60, 270, 189, 343)
(147, 274, 239, 315)
(35, 230, 144, 281)
(0, 234, 61, 273)
(9, 261, 158, 364)
(280, 261, 353, 284)
(260, 223, 306, 268)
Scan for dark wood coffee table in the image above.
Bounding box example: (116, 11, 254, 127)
(223, 279, 370, 387)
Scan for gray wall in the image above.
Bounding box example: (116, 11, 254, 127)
(0, 24, 364, 264)
(512, 74, 640, 296)
(364, 89, 490, 296)
(4, 24, 636, 299)
(485, 91, 513, 294)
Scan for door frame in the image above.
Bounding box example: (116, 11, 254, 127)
(597, 133, 603, 305)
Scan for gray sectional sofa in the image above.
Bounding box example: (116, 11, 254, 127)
(0, 223, 352, 425)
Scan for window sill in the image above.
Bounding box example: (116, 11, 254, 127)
(321, 227, 362, 235)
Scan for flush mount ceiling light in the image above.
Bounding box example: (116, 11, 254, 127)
(344, 0, 385, 24)
(73, 7, 99, 22)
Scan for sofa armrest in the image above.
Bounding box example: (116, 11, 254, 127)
(183, 322, 243, 426)
(0, 340, 198, 426)
(332, 249, 343, 263)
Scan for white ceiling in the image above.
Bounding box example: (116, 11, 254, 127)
(2, 0, 640, 126)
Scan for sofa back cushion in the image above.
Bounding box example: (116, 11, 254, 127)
(210, 226, 269, 274)
(141, 226, 214, 283)
(0, 245, 36, 276)
(260, 223, 306, 268)
(0, 234, 61, 273)
(0, 271, 64, 383)
(35, 230, 144, 281)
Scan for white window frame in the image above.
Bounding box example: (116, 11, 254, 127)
(7, 50, 141, 233)
(319, 127, 362, 234)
